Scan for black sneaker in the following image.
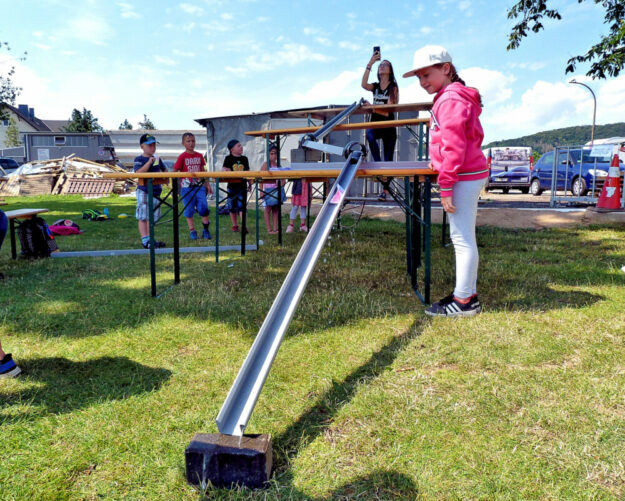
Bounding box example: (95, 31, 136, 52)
(142, 240, 167, 249)
(0, 353, 22, 379)
(425, 294, 481, 317)
(377, 192, 388, 202)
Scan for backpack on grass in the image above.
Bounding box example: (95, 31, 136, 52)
(82, 209, 107, 221)
(17, 217, 58, 259)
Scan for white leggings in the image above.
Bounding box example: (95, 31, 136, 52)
(290, 206, 307, 220)
(448, 178, 485, 298)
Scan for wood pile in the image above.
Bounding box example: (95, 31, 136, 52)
(0, 155, 135, 197)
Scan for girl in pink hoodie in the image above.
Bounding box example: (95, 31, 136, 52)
(403, 45, 488, 317)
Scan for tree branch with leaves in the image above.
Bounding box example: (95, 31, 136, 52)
(507, 0, 625, 79)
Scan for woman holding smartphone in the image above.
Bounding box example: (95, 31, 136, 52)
(362, 47, 399, 201)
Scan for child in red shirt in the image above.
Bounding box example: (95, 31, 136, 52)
(173, 132, 214, 240)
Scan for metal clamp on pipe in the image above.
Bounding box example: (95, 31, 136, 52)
(299, 98, 366, 158)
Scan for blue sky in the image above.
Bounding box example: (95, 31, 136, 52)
(2, 0, 624, 143)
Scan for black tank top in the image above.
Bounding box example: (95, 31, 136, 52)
(371, 82, 396, 122)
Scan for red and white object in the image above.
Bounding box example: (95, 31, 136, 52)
(595, 154, 623, 211)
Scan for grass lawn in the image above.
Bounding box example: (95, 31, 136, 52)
(1, 194, 624, 500)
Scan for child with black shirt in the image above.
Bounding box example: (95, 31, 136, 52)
(222, 139, 251, 232)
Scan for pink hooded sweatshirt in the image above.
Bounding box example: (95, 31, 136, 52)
(429, 82, 488, 197)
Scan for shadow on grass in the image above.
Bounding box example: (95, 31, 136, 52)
(198, 470, 418, 500)
(197, 317, 425, 499)
(0, 356, 171, 424)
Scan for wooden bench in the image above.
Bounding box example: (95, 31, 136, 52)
(4, 208, 49, 259)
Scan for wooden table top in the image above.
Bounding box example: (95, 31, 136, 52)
(244, 117, 429, 137)
(287, 102, 433, 119)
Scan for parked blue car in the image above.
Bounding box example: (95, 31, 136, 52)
(530, 148, 624, 197)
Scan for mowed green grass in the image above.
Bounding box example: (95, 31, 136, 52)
(1, 194, 624, 500)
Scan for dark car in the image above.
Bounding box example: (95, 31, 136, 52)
(530, 148, 624, 197)
(0, 157, 20, 175)
(484, 147, 533, 193)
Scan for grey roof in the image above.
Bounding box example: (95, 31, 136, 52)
(194, 104, 349, 127)
(3, 104, 51, 131)
(43, 120, 71, 132)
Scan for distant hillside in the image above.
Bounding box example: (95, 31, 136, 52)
(483, 122, 625, 156)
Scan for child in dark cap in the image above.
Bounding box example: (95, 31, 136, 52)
(134, 133, 167, 248)
(222, 139, 251, 232)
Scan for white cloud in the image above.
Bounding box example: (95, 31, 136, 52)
(180, 3, 204, 15)
(200, 21, 229, 33)
(34, 43, 52, 51)
(479, 74, 625, 142)
(32, 31, 43, 38)
(182, 22, 196, 33)
(227, 44, 332, 75)
(316, 37, 332, 46)
(117, 2, 141, 19)
(154, 56, 177, 66)
(221, 13, 233, 20)
(458, 0, 471, 11)
(420, 26, 433, 35)
(460, 67, 515, 105)
(338, 41, 361, 51)
(292, 70, 361, 105)
(63, 17, 113, 45)
(509, 62, 547, 71)
(172, 49, 196, 57)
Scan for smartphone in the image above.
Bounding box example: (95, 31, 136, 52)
(373, 46, 380, 55)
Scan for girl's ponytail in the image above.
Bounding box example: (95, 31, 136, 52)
(448, 63, 483, 108)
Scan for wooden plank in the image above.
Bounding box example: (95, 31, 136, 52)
(5, 208, 49, 220)
(103, 167, 437, 181)
(244, 117, 430, 137)
(287, 102, 433, 118)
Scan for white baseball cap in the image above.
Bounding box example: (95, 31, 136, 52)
(402, 45, 452, 78)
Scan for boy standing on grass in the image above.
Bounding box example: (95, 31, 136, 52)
(222, 139, 251, 233)
(134, 133, 167, 249)
(174, 132, 213, 240)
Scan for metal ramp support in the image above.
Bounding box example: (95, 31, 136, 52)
(217, 147, 364, 436)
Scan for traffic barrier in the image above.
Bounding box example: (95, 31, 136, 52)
(595, 154, 623, 211)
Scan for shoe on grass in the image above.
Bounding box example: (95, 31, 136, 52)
(190, 230, 199, 240)
(425, 294, 481, 317)
(0, 353, 21, 379)
(232, 225, 239, 232)
(143, 240, 167, 249)
(202, 228, 212, 240)
(286, 224, 294, 233)
(300, 224, 308, 233)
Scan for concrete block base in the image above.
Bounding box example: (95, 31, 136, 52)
(185, 433, 272, 489)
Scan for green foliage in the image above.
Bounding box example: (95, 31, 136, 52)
(5, 115, 22, 147)
(507, 0, 625, 79)
(118, 119, 133, 130)
(64, 108, 103, 133)
(137, 114, 155, 130)
(0, 40, 26, 121)
(484, 121, 625, 156)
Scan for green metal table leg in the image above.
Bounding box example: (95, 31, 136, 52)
(255, 179, 259, 249)
(424, 176, 432, 304)
(148, 179, 157, 298)
(215, 178, 220, 263)
(172, 179, 180, 284)
(404, 176, 412, 275)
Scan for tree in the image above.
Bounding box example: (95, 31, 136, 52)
(507, 0, 625, 79)
(119, 119, 133, 130)
(64, 108, 103, 132)
(0, 41, 26, 121)
(137, 114, 156, 130)
(5, 116, 22, 147)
